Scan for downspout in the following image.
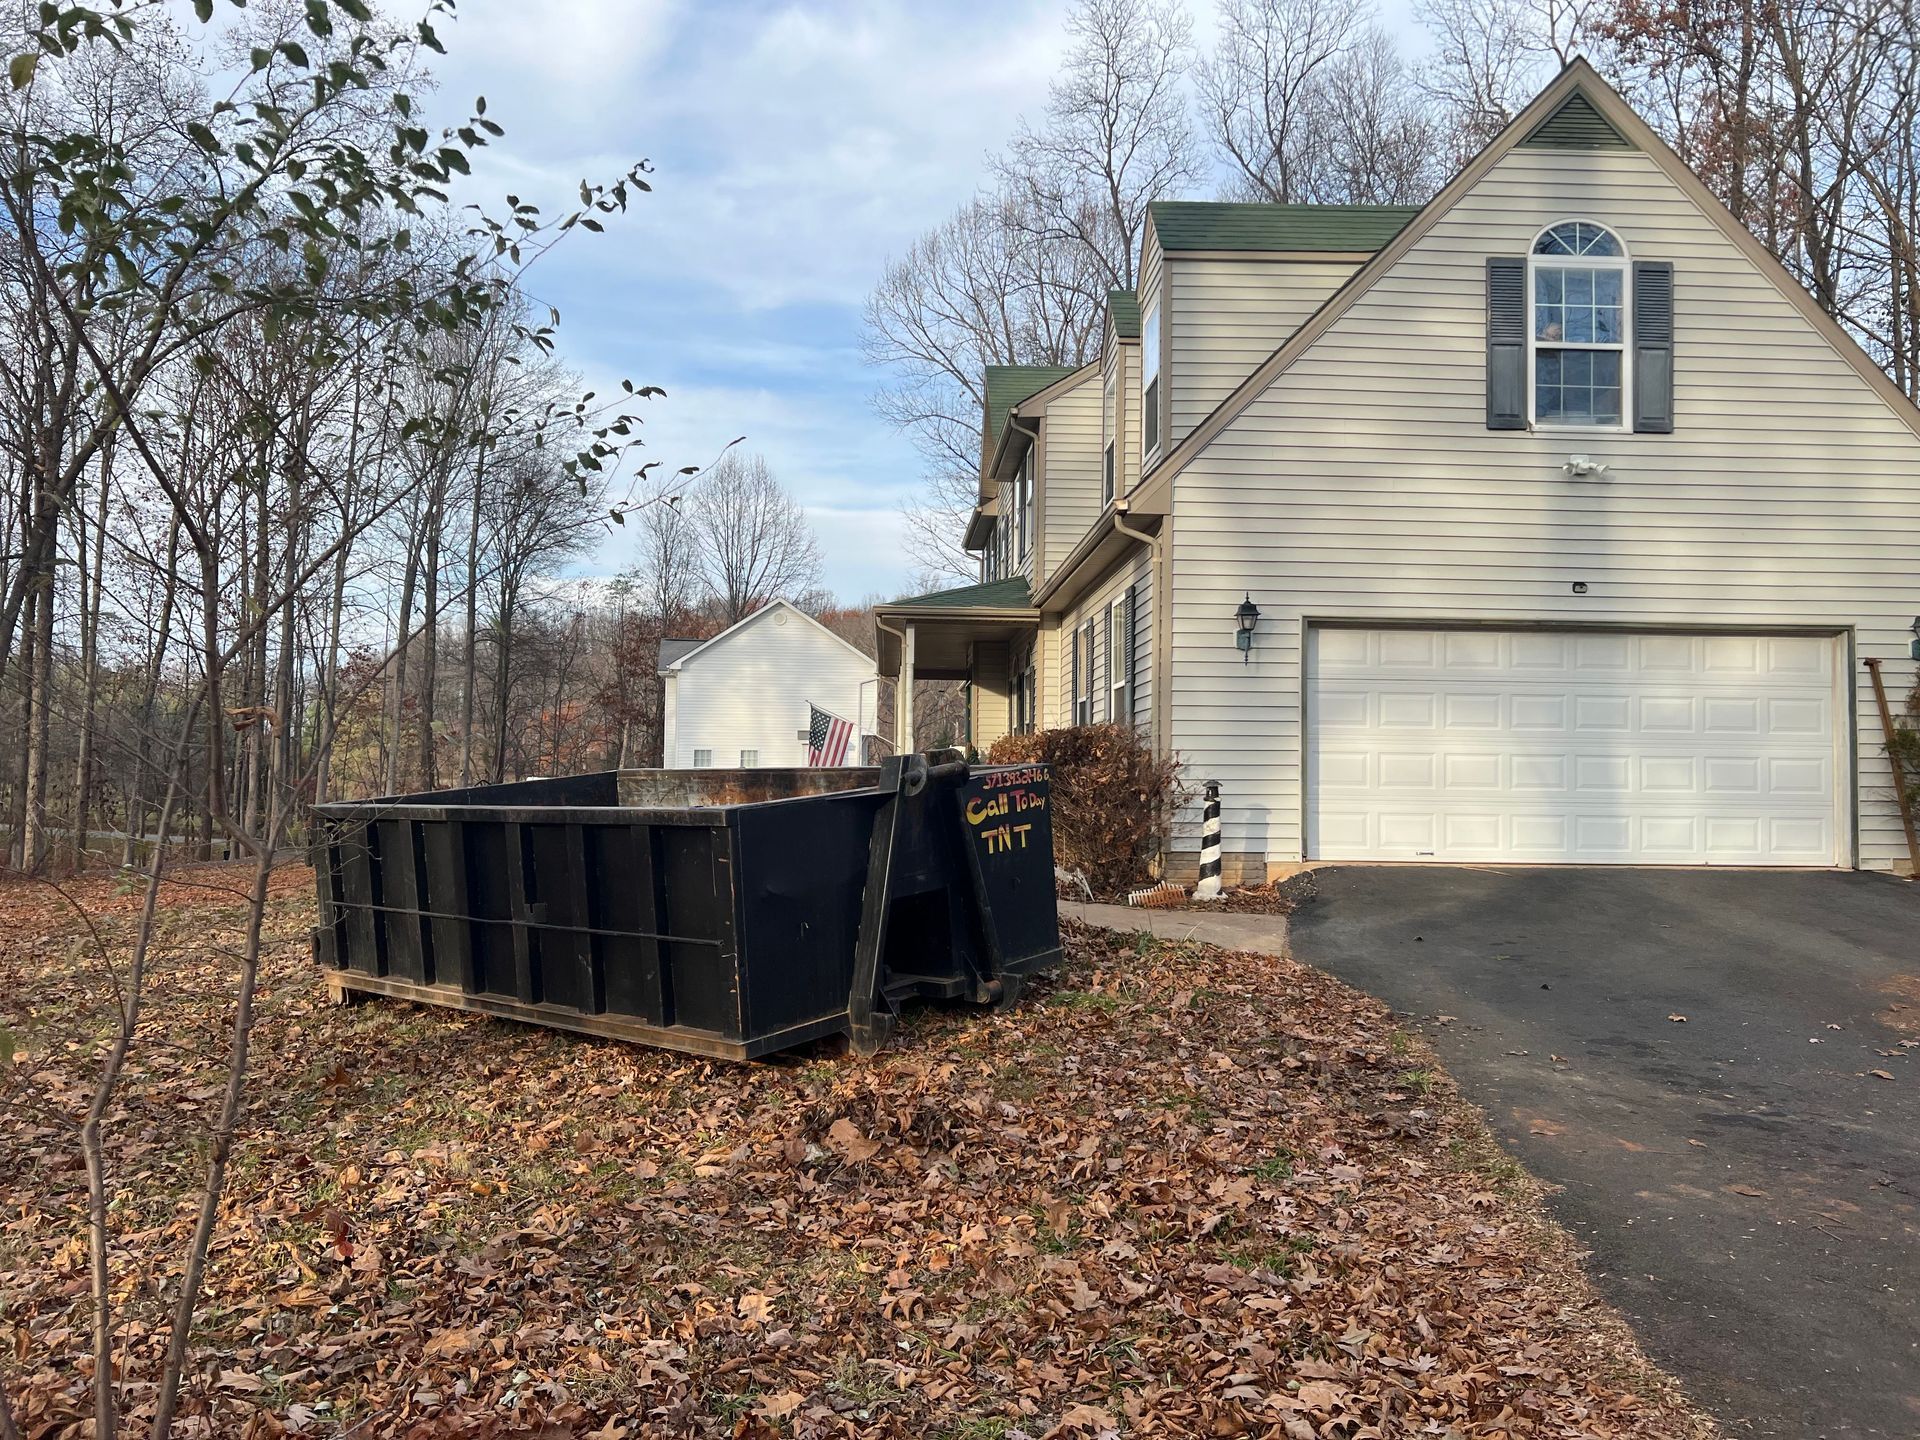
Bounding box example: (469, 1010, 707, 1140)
(1112, 500, 1154, 551)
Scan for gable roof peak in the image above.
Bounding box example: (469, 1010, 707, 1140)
(657, 598, 872, 675)
(1130, 55, 1920, 499)
(1520, 82, 1635, 150)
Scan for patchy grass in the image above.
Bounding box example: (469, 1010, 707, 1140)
(0, 865, 1714, 1439)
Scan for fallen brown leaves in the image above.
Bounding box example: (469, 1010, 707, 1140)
(0, 866, 1713, 1439)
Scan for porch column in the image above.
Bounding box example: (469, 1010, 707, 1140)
(970, 640, 1011, 751)
(899, 623, 916, 754)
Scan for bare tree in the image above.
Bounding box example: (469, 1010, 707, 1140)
(1197, 0, 1371, 202)
(1416, 0, 1601, 159)
(865, 192, 1108, 579)
(869, 0, 1200, 583)
(1596, 0, 1920, 397)
(480, 456, 606, 782)
(994, 0, 1202, 293)
(690, 452, 822, 624)
(1299, 30, 1448, 203)
(635, 490, 701, 628)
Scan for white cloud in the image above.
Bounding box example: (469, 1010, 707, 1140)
(411, 2, 1079, 600)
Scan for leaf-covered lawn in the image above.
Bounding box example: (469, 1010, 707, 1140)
(0, 865, 1712, 1439)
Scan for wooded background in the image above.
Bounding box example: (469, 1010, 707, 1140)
(6, 0, 1920, 876)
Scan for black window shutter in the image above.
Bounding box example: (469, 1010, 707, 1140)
(1633, 260, 1675, 433)
(1124, 583, 1138, 726)
(1486, 257, 1527, 430)
(1071, 626, 1082, 723)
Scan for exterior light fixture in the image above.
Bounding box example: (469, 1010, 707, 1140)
(1235, 593, 1260, 663)
(1910, 615, 1920, 661)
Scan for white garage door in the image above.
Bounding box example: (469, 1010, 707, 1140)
(1305, 628, 1845, 866)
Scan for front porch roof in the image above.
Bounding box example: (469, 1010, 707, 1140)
(873, 576, 1037, 680)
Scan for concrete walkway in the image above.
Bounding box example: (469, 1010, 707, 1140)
(1059, 900, 1288, 955)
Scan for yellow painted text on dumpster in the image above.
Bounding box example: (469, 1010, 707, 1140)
(967, 786, 1046, 856)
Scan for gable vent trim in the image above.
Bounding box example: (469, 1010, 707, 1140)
(1519, 91, 1635, 150)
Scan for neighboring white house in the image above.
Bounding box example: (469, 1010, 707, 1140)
(876, 60, 1920, 877)
(658, 600, 877, 768)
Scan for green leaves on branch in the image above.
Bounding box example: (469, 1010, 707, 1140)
(23, 0, 668, 516)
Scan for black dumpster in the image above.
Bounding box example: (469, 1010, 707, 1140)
(309, 755, 1060, 1059)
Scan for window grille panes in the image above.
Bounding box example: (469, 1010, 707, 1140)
(1535, 349, 1623, 424)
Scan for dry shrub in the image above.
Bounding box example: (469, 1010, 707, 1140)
(987, 723, 1186, 896)
(1895, 676, 1920, 810)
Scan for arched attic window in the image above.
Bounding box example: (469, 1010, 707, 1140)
(1529, 221, 1628, 427)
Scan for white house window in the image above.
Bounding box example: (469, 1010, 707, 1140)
(1141, 306, 1161, 455)
(1102, 372, 1118, 504)
(739, 749, 758, 767)
(1530, 221, 1627, 427)
(1106, 598, 1128, 722)
(692, 747, 712, 767)
(1017, 450, 1032, 561)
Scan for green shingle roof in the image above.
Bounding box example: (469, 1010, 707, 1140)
(984, 365, 1080, 451)
(1108, 290, 1140, 338)
(888, 576, 1033, 611)
(1148, 201, 1423, 253)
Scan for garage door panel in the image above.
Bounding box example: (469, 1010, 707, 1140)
(1306, 627, 1843, 865)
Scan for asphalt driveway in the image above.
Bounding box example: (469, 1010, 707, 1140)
(1286, 867, 1919, 1440)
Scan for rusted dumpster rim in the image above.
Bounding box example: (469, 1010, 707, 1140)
(311, 803, 735, 826)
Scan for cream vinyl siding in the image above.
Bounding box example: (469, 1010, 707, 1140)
(1167, 258, 1360, 445)
(1039, 376, 1104, 585)
(1047, 551, 1154, 731)
(1168, 144, 1920, 871)
(1119, 344, 1142, 495)
(663, 607, 875, 768)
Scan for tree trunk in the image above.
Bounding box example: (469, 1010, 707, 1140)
(458, 440, 489, 786)
(125, 513, 183, 868)
(417, 488, 441, 790)
(72, 441, 112, 867)
(23, 519, 55, 874)
(9, 585, 36, 869)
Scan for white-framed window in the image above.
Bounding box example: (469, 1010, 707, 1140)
(1073, 618, 1096, 724)
(1017, 450, 1032, 562)
(1529, 220, 1628, 428)
(1141, 306, 1161, 456)
(1106, 597, 1128, 723)
(739, 749, 758, 767)
(692, 747, 712, 768)
(1102, 371, 1118, 504)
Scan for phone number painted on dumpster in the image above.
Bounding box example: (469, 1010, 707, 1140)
(964, 770, 1049, 857)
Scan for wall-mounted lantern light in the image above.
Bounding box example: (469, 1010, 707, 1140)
(1235, 593, 1261, 663)
(1910, 615, 1920, 661)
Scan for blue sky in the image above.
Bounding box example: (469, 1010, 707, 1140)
(427, 0, 1083, 604)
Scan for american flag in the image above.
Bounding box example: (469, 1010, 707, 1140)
(806, 703, 854, 767)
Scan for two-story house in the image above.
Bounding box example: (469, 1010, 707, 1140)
(875, 61, 1920, 879)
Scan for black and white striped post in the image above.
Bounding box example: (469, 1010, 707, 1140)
(1194, 781, 1223, 900)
